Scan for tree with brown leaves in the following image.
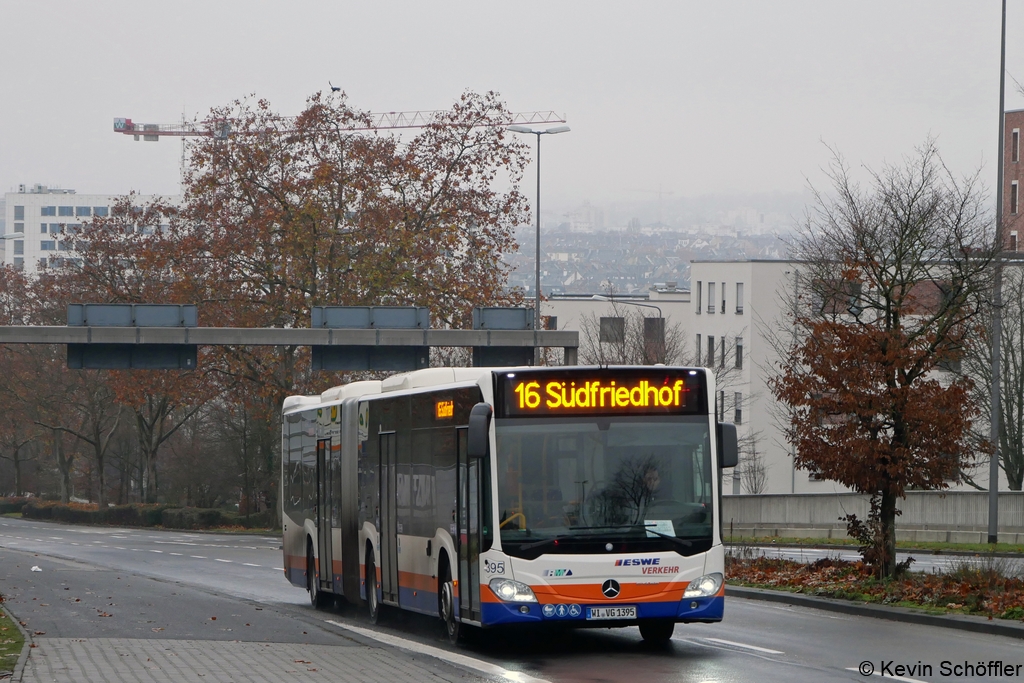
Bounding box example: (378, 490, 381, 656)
(770, 141, 996, 578)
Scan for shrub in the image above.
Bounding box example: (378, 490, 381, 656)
(23, 501, 169, 527)
(162, 508, 226, 530)
(22, 501, 54, 520)
(0, 497, 29, 515)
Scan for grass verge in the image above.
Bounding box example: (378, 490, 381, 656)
(0, 599, 25, 676)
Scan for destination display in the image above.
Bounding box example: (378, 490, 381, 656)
(497, 369, 707, 417)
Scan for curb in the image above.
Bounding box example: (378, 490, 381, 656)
(0, 601, 31, 683)
(727, 585, 1024, 640)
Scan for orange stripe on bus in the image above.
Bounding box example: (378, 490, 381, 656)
(397, 570, 437, 592)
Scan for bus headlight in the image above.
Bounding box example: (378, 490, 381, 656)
(488, 578, 538, 603)
(683, 572, 723, 598)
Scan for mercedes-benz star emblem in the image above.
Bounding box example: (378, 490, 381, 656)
(601, 579, 621, 599)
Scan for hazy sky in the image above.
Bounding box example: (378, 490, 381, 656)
(2, 1, 1022, 211)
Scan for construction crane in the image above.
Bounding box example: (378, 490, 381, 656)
(113, 110, 566, 141)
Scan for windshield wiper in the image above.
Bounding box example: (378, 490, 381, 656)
(517, 534, 575, 552)
(515, 524, 692, 553)
(639, 526, 693, 549)
(566, 523, 693, 547)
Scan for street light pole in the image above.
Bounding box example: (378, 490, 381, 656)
(591, 294, 663, 318)
(989, 0, 1008, 545)
(507, 125, 570, 340)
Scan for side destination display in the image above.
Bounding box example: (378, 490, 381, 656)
(497, 368, 707, 417)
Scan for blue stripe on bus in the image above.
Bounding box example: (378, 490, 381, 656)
(287, 566, 305, 588)
(480, 596, 724, 626)
(397, 586, 440, 617)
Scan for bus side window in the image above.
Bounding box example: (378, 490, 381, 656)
(287, 420, 302, 514)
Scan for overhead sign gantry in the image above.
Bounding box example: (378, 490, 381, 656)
(0, 305, 578, 370)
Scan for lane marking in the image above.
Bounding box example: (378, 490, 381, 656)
(215, 559, 232, 563)
(703, 637, 784, 655)
(169, 552, 183, 556)
(149, 550, 163, 553)
(324, 620, 551, 683)
(190, 555, 207, 559)
(243, 563, 260, 567)
(845, 667, 927, 683)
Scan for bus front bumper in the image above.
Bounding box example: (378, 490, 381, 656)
(480, 595, 724, 627)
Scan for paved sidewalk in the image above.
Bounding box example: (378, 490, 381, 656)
(21, 638, 485, 683)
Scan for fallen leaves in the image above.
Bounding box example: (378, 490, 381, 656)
(728, 555, 1024, 620)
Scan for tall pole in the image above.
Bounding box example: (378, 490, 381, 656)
(535, 132, 542, 337)
(989, 0, 1007, 545)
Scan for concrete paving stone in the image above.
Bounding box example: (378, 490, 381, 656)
(21, 638, 486, 683)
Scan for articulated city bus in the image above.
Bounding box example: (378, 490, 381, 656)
(281, 365, 737, 644)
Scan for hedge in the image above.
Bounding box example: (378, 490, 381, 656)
(12, 499, 277, 530)
(162, 507, 225, 529)
(21, 501, 172, 527)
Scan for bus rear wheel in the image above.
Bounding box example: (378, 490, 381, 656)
(639, 620, 675, 646)
(366, 548, 380, 624)
(307, 545, 330, 609)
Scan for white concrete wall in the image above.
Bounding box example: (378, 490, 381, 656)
(723, 491, 1024, 534)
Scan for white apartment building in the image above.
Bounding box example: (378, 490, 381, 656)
(2, 184, 178, 276)
(545, 263, 815, 495)
(687, 259, 834, 495)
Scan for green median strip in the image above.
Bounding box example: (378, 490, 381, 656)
(0, 598, 26, 677)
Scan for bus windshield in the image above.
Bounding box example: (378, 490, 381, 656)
(494, 416, 714, 558)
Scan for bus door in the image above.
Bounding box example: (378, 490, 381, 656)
(378, 431, 400, 605)
(456, 427, 482, 622)
(315, 438, 333, 592)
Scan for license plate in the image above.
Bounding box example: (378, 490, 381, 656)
(586, 605, 637, 620)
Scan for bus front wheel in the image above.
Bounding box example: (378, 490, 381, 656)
(639, 620, 675, 646)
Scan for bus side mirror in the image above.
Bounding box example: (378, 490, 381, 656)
(717, 422, 738, 469)
(468, 403, 492, 459)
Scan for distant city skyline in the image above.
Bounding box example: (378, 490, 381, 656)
(2, 2, 1023, 214)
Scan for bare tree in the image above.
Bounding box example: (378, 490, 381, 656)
(737, 433, 769, 494)
(963, 263, 1024, 490)
(578, 302, 687, 365)
(35, 372, 123, 508)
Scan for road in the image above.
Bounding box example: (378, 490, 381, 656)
(2, 517, 1023, 683)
